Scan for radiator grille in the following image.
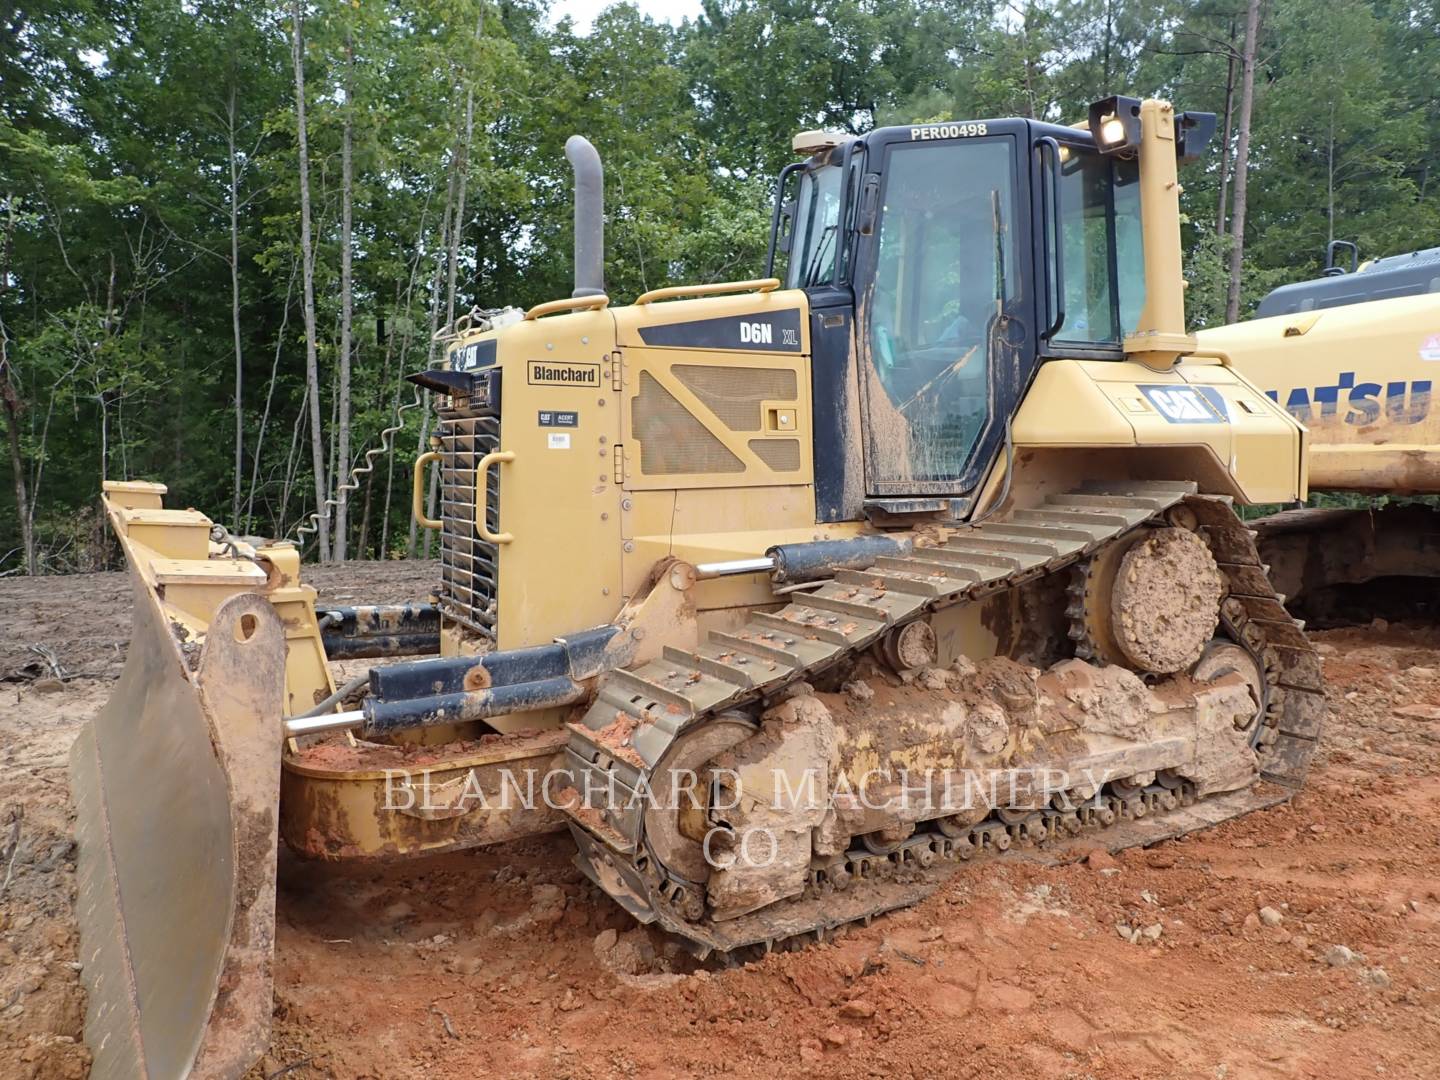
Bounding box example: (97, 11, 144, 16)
(748, 437, 801, 472)
(673, 365, 797, 430)
(437, 405, 499, 636)
(633, 371, 744, 475)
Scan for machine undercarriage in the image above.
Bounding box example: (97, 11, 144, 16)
(559, 484, 1321, 954)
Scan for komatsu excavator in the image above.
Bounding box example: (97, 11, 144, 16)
(1198, 245, 1440, 623)
(74, 96, 1325, 1078)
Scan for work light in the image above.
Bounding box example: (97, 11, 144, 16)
(1088, 95, 1142, 154)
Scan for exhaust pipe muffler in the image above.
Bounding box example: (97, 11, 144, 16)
(565, 134, 605, 298)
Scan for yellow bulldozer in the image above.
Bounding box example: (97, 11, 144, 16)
(73, 96, 1326, 1078)
(1198, 245, 1440, 624)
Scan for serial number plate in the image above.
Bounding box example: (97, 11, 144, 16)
(909, 122, 988, 141)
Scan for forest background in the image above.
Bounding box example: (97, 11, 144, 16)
(3, 0, 1437, 572)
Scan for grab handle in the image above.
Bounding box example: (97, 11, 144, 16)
(524, 294, 610, 321)
(633, 278, 780, 305)
(412, 451, 442, 530)
(475, 451, 516, 544)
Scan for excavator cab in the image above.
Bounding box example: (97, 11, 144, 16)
(773, 99, 1215, 520)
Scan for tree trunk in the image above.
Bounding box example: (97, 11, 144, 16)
(279, 383, 308, 538)
(327, 363, 339, 538)
(407, 321, 439, 560)
(409, 150, 457, 559)
(0, 375, 34, 576)
(1326, 109, 1336, 246)
(1225, 0, 1262, 324)
(227, 86, 246, 529)
(334, 24, 355, 560)
(1215, 19, 1237, 237)
(423, 8, 484, 561)
(291, 0, 330, 561)
(246, 260, 296, 532)
(0, 199, 34, 575)
(383, 211, 434, 561)
(1101, 0, 1114, 89)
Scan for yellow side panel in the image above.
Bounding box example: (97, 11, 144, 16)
(1179, 362, 1309, 503)
(492, 309, 625, 648)
(1011, 358, 1304, 505)
(614, 288, 810, 351)
(621, 346, 813, 491)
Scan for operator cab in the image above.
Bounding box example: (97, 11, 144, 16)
(771, 98, 1213, 522)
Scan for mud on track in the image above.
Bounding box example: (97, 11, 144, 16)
(1, 562, 1439, 1079)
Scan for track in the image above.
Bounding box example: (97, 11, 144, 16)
(561, 484, 1325, 957)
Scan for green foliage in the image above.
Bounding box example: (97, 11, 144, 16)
(2, 0, 1438, 571)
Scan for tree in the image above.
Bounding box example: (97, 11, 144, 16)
(291, 0, 330, 561)
(3, 0, 1439, 570)
(1224, 0, 1261, 324)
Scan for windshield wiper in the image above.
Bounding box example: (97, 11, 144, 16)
(804, 223, 838, 287)
(991, 188, 1008, 304)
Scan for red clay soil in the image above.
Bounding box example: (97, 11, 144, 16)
(0, 561, 1437, 1079)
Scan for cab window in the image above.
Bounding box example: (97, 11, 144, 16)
(1052, 150, 1144, 346)
(786, 164, 843, 288)
(864, 138, 1016, 486)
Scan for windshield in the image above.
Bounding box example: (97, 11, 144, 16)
(1052, 150, 1144, 345)
(863, 138, 1016, 487)
(786, 164, 843, 288)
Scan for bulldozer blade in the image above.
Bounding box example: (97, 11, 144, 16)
(71, 588, 286, 1080)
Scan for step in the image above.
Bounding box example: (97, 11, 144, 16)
(751, 607, 883, 647)
(835, 567, 950, 598)
(1044, 492, 1171, 512)
(977, 523, 1093, 551)
(811, 581, 929, 624)
(661, 646, 755, 689)
(942, 537, 1056, 568)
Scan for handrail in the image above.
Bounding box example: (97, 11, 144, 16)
(524, 294, 610, 321)
(633, 278, 781, 306)
(412, 451, 442, 530)
(1036, 136, 1066, 341)
(474, 450, 516, 544)
(765, 162, 804, 279)
(1185, 347, 1234, 367)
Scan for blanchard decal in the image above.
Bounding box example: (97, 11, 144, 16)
(451, 338, 497, 371)
(909, 121, 988, 141)
(527, 360, 600, 386)
(538, 410, 578, 427)
(637, 308, 803, 352)
(1138, 384, 1227, 424)
(1265, 372, 1432, 426)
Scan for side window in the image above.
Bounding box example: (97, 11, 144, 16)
(1050, 149, 1145, 346)
(786, 166, 843, 289)
(1113, 160, 1146, 335)
(1056, 151, 1118, 343)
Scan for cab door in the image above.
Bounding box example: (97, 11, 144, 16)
(852, 124, 1036, 509)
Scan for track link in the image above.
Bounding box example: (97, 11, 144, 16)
(561, 484, 1324, 957)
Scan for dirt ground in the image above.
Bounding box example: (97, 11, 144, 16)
(2, 564, 1438, 1079)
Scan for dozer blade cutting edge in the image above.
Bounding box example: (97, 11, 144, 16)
(72, 485, 287, 1080)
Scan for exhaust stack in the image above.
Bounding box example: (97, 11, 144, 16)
(565, 135, 605, 298)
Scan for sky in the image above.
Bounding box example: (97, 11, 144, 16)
(548, 0, 705, 33)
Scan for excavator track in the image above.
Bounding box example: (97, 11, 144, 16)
(561, 483, 1324, 957)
